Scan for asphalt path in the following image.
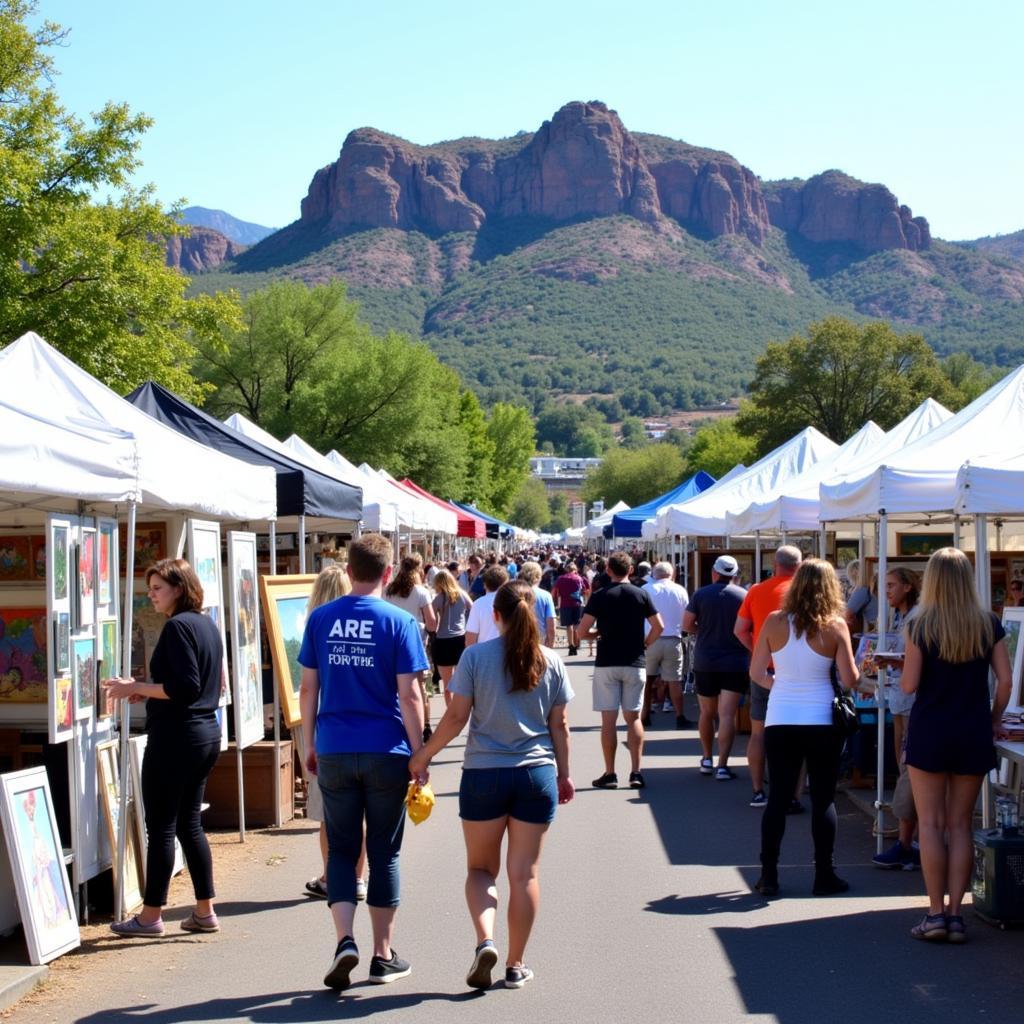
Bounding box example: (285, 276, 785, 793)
(15, 650, 1024, 1023)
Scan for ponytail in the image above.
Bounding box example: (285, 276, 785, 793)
(494, 580, 546, 692)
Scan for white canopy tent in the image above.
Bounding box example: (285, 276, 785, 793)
(956, 449, 1024, 515)
(584, 500, 630, 540)
(364, 466, 459, 536)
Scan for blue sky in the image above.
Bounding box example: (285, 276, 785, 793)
(40, 1, 1022, 240)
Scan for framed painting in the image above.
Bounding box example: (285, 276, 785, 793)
(96, 740, 144, 914)
(1003, 607, 1024, 714)
(97, 619, 118, 719)
(0, 535, 32, 581)
(73, 635, 96, 721)
(49, 521, 69, 602)
(896, 533, 955, 557)
(228, 532, 264, 749)
(835, 541, 859, 570)
(0, 607, 47, 703)
(187, 519, 222, 607)
(77, 527, 97, 629)
(98, 520, 117, 608)
(49, 675, 74, 744)
(259, 574, 317, 727)
(130, 591, 166, 684)
(52, 613, 70, 674)
(0, 767, 79, 964)
(120, 522, 167, 576)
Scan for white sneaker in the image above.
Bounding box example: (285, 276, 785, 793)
(662, 701, 674, 713)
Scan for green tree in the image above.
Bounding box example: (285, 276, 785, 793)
(685, 419, 757, 478)
(619, 417, 648, 449)
(581, 444, 687, 508)
(0, 1, 238, 399)
(485, 402, 536, 516)
(545, 493, 570, 533)
(736, 317, 959, 455)
(457, 390, 496, 508)
(941, 352, 1002, 407)
(508, 477, 550, 531)
(535, 403, 614, 457)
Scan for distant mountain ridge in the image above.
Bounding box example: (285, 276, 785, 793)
(178, 206, 275, 245)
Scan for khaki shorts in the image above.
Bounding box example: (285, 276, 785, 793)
(593, 665, 646, 713)
(645, 635, 684, 682)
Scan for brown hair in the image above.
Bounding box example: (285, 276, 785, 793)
(607, 551, 632, 579)
(347, 533, 392, 583)
(386, 554, 423, 599)
(146, 558, 204, 614)
(310, 563, 351, 610)
(481, 565, 509, 593)
(886, 566, 921, 611)
(494, 580, 546, 692)
(782, 559, 844, 638)
(432, 568, 460, 605)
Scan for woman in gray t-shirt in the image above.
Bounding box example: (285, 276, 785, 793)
(410, 580, 575, 991)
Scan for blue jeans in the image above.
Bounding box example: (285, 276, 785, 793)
(317, 753, 409, 908)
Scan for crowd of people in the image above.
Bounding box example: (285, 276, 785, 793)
(99, 535, 1013, 987)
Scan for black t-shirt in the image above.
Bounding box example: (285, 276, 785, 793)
(147, 610, 224, 736)
(583, 582, 657, 668)
(687, 581, 749, 673)
(591, 571, 612, 593)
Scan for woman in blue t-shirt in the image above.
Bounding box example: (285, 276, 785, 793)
(410, 580, 575, 991)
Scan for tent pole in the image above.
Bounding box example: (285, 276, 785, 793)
(858, 522, 864, 565)
(875, 512, 889, 855)
(976, 515, 991, 610)
(953, 514, 961, 549)
(819, 525, 827, 560)
(269, 521, 277, 574)
(299, 514, 307, 573)
(754, 531, 762, 582)
(115, 500, 138, 922)
(268, 519, 282, 828)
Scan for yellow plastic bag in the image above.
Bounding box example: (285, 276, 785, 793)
(405, 781, 435, 825)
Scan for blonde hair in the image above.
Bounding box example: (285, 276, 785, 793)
(432, 568, 460, 605)
(518, 560, 542, 586)
(782, 559, 844, 638)
(309, 563, 351, 610)
(844, 559, 860, 587)
(909, 548, 993, 663)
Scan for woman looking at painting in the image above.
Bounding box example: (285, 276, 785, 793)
(102, 558, 224, 936)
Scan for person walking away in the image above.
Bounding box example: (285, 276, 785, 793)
(750, 559, 860, 897)
(431, 569, 473, 707)
(872, 567, 922, 870)
(465, 565, 510, 646)
(553, 561, 589, 656)
(684, 556, 749, 781)
(641, 562, 692, 730)
(579, 551, 663, 790)
(519, 561, 557, 647)
(734, 546, 802, 806)
(410, 580, 574, 989)
(104, 559, 224, 937)
(900, 548, 1011, 942)
(298, 534, 429, 990)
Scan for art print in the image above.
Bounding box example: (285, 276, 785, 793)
(228, 533, 264, 748)
(49, 676, 74, 744)
(77, 529, 96, 628)
(51, 524, 68, 601)
(130, 592, 166, 684)
(120, 522, 167, 576)
(129, 736, 184, 878)
(53, 612, 70, 673)
(896, 533, 955, 557)
(0, 607, 47, 703)
(259, 574, 317, 727)
(1003, 607, 1024, 714)
(96, 741, 143, 914)
(98, 522, 115, 606)
(0, 767, 79, 964)
(98, 620, 118, 718)
(73, 635, 96, 720)
(0, 535, 32, 581)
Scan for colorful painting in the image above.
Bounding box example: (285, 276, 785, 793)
(96, 741, 143, 914)
(120, 522, 167, 576)
(78, 529, 96, 628)
(73, 636, 96, 720)
(0, 768, 79, 964)
(1003, 607, 1024, 714)
(31, 535, 46, 581)
(98, 523, 115, 606)
(0, 607, 47, 703)
(53, 612, 70, 673)
(259, 574, 318, 727)
(190, 523, 221, 604)
(130, 593, 166, 684)
(896, 533, 955, 557)
(0, 535, 32, 581)
(51, 525, 68, 601)
(49, 676, 74, 744)
(228, 533, 264, 748)
(98, 620, 118, 718)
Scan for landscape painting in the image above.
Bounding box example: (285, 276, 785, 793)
(73, 635, 96, 720)
(259, 574, 317, 727)
(228, 532, 263, 748)
(0, 607, 47, 703)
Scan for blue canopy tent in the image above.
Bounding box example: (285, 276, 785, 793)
(607, 470, 716, 538)
(449, 499, 516, 540)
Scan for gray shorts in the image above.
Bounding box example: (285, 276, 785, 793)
(645, 635, 684, 682)
(749, 681, 770, 722)
(593, 665, 646, 713)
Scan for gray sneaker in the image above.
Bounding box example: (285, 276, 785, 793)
(466, 940, 498, 989)
(324, 937, 359, 990)
(369, 949, 411, 984)
(505, 965, 534, 989)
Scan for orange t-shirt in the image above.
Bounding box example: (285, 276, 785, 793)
(738, 574, 793, 649)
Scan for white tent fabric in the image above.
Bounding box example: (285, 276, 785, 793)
(0, 333, 276, 519)
(584, 500, 630, 539)
(637, 465, 749, 542)
(317, 446, 417, 531)
(955, 448, 1024, 514)
(655, 428, 838, 537)
(726, 421, 886, 535)
(364, 466, 458, 535)
(818, 370, 1024, 521)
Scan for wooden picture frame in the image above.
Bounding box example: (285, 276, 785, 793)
(259, 574, 317, 727)
(0, 766, 79, 964)
(228, 532, 264, 749)
(1003, 607, 1024, 715)
(896, 533, 955, 557)
(96, 739, 144, 914)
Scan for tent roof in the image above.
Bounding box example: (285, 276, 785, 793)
(449, 500, 516, 538)
(956, 447, 1024, 514)
(818, 373, 1023, 520)
(656, 427, 838, 536)
(128, 382, 361, 522)
(584, 500, 629, 539)
(0, 333, 276, 518)
(400, 479, 486, 539)
(726, 421, 886, 534)
(364, 467, 458, 534)
(611, 472, 716, 537)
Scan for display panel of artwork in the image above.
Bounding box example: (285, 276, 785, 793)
(0, 607, 47, 703)
(130, 592, 165, 684)
(96, 740, 143, 914)
(73, 636, 95, 720)
(1003, 607, 1024, 714)
(77, 529, 96, 629)
(187, 520, 229, 709)
(259, 574, 317, 727)
(228, 532, 264, 749)
(0, 535, 32, 581)
(896, 533, 955, 557)
(119, 522, 167, 576)
(0, 767, 79, 964)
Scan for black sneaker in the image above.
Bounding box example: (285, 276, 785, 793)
(812, 873, 850, 896)
(369, 949, 411, 984)
(324, 936, 359, 990)
(628, 771, 646, 789)
(749, 790, 767, 808)
(466, 940, 498, 989)
(676, 714, 694, 729)
(504, 965, 534, 989)
(753, 876, 779, 897)
(592, 772, 618, 789)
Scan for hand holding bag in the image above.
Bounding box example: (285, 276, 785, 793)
(831, 674, 860, 738)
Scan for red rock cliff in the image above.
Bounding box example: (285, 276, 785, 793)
(165, 227, 244, 272)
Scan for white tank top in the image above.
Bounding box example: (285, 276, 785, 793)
(765, 616, 835, 727)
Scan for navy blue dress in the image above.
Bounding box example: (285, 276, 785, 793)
(905, 613, 1003, 776)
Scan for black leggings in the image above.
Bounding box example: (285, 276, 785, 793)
(141, 733, 220, 907)
(761, 725, 844, 873)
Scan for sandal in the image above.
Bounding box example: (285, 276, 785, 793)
(110, 914, 165, 937)
(181, 911, 220, 933)
(946, 915, 967, 944)
(910, 913, 948, 941)
(304, 877, 328, 899)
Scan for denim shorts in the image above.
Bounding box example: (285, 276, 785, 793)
(459, 764, 558, 824)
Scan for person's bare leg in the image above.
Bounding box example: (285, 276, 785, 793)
(600, 710, 619, 774)
(946, 773, 985, 916)
(641, 678, 655, 724)
(441, 665, 455, 708)
(698, 695, 718, 760)
(368, 906, 397, 960)
(748, 720, 766, 791)
(319, 822, 328, 881)
(331, 901, 357, 943)
(357, 823, 368, 883)
(463, 818, 507, 945)
(668, 680, 683, 715)
(716, 691, 742, 766)
(505, 818, 549, 966)
(909, 767, 949, 916)
(623, 710, 644, 773)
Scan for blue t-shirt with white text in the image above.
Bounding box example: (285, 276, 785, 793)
(298, 595, 429, 756)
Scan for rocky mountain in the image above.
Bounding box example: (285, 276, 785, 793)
(956, 229, 1024, 264)
(165, 226, 245, 273)
(179, 206, 275, 245)
(191, 100, 1024, 414)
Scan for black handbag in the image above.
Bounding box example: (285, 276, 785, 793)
(831, 675, 860, 738)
